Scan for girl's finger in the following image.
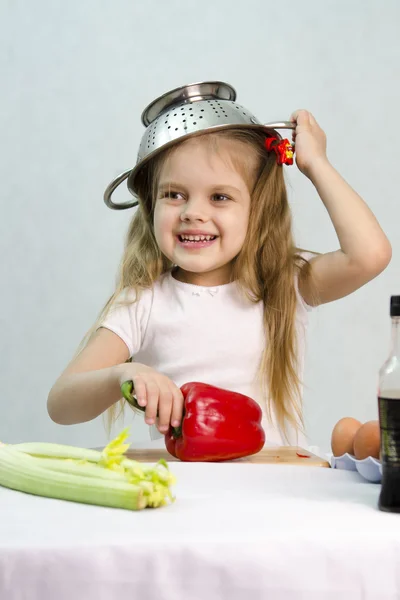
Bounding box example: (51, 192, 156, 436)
(144, 380, 159, 425)
(171, 387, 185, 427)
(157, 389, 173, 432)
(290, 109, 306, 122)
(132, 375, 147, 407)
(308, 113, 318, 126)
(290, 109, 311, 127)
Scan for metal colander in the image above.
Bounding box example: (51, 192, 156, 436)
(104, 81, 295, 210)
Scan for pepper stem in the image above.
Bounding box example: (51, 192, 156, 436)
(120, 380, 143, 412)
(121, 380, 183, 438)
(172, 425, 182, 438)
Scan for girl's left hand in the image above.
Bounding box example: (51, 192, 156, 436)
(290, 109, 328, 179)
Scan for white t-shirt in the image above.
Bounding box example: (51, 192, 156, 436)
(100, 267, 313, 447)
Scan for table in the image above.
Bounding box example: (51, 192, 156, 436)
(1, 461, 399, 599)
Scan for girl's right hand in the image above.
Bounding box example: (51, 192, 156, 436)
(117, 363, 184, 433)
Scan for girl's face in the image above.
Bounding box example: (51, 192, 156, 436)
(153, 136, 255, 286)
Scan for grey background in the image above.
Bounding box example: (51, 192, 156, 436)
(1, 0, 399, 454)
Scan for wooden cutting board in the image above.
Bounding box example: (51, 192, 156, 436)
(124, 447, 330, 468)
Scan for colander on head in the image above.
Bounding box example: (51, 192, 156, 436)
(104, 81, 295, 210)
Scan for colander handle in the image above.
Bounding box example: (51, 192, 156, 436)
(103, 169, 139, 210)
(263, 121, 296, 131)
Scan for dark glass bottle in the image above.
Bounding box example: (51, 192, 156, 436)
(378, 296, 400, 512)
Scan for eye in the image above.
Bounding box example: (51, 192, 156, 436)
(212, 194, 230, 202)
(160, 190, 184, 200)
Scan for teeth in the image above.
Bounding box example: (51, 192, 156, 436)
(180, 235, 216, 241)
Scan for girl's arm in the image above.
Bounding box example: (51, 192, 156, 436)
(47, 328, 132, 425)
(47, 328, 184, 429)
(292, 110, 392, 306)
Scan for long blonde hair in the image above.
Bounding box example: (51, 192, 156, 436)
(80, 128, 319, 441)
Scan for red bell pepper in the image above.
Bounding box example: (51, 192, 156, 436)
(164, 382, 265, 462)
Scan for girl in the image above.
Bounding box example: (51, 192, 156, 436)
(47, 83, 391, 447)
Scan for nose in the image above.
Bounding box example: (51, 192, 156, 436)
(180, 196, 209, 223)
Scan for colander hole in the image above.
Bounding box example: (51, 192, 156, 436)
(199, 116, 203, 119)
(201, 109, 204, 112)
(183, 119, 186, 122)
(168, 126, 171, 129)
(175, 127, 178, 131)
(174, 113, 177, 116)
(193, 122, 197, 125)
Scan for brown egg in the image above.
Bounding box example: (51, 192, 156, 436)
(353, 420, 380, 460)
(331, 417, 362, 456)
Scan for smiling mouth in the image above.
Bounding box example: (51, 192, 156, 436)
(177, 235, 218, 243)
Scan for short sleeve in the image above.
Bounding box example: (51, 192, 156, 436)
(98, 287, 152, 358)
(294, 250, 318, 315)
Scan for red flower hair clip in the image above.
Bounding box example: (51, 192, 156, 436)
(265, 137, 294, 165)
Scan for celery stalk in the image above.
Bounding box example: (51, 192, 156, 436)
(11, 442, 103, 463)
(0, 427, 176, 510)
(0, 445, 146, 510)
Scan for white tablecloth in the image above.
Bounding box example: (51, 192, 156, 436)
(1, 462, 400, 600)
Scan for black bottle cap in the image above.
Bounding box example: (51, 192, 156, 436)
(391, 296, 400, 317)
